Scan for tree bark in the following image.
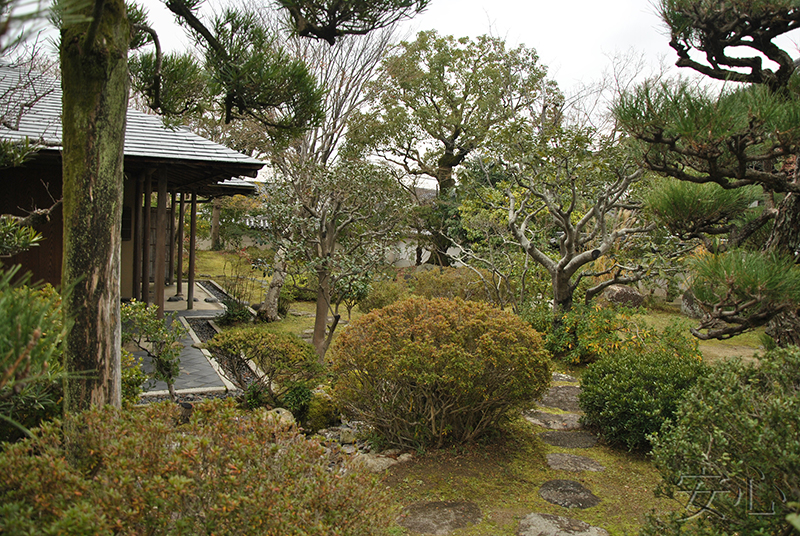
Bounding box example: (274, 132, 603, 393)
(210, 197, 222, 250)
(60, 0, 130, 412)
(257, 246, 287, 322)
(312, 267, 331, 360)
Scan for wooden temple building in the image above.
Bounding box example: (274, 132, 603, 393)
(0, 64, 264, 312)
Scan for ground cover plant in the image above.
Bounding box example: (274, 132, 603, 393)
(331, 296, 551, 448)
(0, 399, 393, 535)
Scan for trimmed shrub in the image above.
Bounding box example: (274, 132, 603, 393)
(204, 328, 322, 410)
(331, 296, 551, 449)
(358, 278, 409, 314)
(641, 347, 800, 536)
(0, 399, 393, 535)
(579, 325, 708, 451)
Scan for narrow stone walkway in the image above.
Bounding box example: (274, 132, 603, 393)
(397, 373, 610, 536)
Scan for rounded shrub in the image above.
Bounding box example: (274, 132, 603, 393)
(0, 399, 392, 535)
(579, 325, 708, 451)
(331, 296, 551, 449)
(641, 347, 800, 536)
(410, 266, 496, 303)
(204, 328, 322, 409)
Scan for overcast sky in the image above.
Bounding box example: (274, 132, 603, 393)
(136, 0, 681, 94)
(116, 0, 800, 95)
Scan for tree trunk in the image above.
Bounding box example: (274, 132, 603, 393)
(258, 246, 287, 322)
(210, 198, 222, 250)
(551, 271, 574, 331)
(60, 0, 130, 412)
(312, 268, 331, 360)
(764, 190, 800, 346)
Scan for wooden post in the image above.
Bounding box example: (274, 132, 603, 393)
(132, 173, 143, 301)
(142, 172, 152, 305)
(176, 192, 185, 297)
(155, 172, 167, 318)
(168, 190, 176, 286)
(188, 192, 197, 310)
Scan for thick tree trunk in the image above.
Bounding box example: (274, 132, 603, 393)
(258, 246, 287, 322)
(60, 0, 130, 412)
(551, 271, 574, 332)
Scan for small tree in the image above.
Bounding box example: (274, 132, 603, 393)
(121, 301, 186, 401)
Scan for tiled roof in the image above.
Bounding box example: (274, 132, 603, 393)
(0, 64, 264, 186)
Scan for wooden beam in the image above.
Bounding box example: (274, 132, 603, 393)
(188, 192, 197, 310)
(176, 192, 185, 297)
(142, 171, 153, 305)
(168, 190, 176, 286)
(154, 172, 168, 318)
(132, 173, 143, 301)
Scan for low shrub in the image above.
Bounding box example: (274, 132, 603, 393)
(0, 270, 65, 442)
(0, 399, 393, 535)
(331, 296, 551, 449)
(641, 347, 800, 536)
(545, 303, 635, 365)
(409, 266, 495, 303)
(204, 328, 322, 411)
(120, 349, 147, 408)
(358, 278, 409, 314)
(579, 325, 708, 451)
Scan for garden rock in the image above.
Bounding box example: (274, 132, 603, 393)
(517, 513, 609, 536)
(681, 289, 705, 319)
(263, 407, 295, 426)
(397, 501, 482, 535)
(552, 373, 578, 383)
(525, 410, 582, 431)
(603, 285, 644, 307)
(539, 431, 597, 449)
(354, 452, 413, 473)
(538, 385, 582, 413)
(545, 453, 605, 472)
(539, 480, 601, 509)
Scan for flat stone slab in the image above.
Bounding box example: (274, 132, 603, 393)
(546, 453, 605, 472)
(552, 373, 579, 383)
(525, 411, 583, 431)
(397, 501, 482, 535)
(539, 480, 601, 509)
(539, 385, 582, 413)
(539, 431, 597, 449)
(518, 513, 609, 536)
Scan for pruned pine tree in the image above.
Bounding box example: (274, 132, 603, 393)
(615, 0, 800, 345)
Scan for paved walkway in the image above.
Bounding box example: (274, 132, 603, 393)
(137, 282, 235, 398)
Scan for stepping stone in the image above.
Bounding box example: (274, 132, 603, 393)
(546, 453, 605, 472)
(525, 410, 583, 431)
(539, 431, 597, 449)
(397, 501, 482, 535)
(539, 480, 600, 509)
(517, 513, 609, 536)
(552, 373, 579, 383)
(539, 385, 582, 413)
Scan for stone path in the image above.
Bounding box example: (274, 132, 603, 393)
(398, 373, 610, 536)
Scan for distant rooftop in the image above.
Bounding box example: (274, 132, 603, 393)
(0, 63, 264, 195)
